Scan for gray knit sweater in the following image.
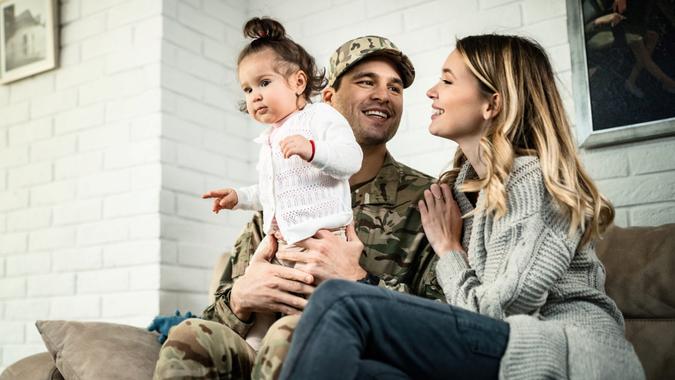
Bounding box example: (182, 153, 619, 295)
(436, 156, 644, 379)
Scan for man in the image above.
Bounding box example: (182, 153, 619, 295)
(153, 36, 443, 380)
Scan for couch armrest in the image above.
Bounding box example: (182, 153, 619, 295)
(208, 252, 231, 305)
(0, 352, 62, 380)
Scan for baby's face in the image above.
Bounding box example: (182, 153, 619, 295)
(238, 49, 299, 125)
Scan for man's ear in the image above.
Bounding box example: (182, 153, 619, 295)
(322, 87, 336, 104)
(482, 92, 501, 120)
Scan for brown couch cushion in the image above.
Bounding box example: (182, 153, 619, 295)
(596, 224, 675, 318)
(0, 352, 63, 380)
(209, 252, 230, 305)
(36, 320, 161, 380)
(625, 318, 675, 380)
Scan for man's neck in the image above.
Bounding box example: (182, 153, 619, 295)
(349, 144, 388, 186)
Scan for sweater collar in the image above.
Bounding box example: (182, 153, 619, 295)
(253, 110, 301, 144)
(455, 159, 479, 215)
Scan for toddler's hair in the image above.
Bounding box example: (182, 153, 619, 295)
(238, 17, 326, 112)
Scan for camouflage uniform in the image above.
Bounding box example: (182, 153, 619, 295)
(154, 154, 443, 380)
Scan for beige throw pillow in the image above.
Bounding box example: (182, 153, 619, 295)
(36, 320, 161, 380)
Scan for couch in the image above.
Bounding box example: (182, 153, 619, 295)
(1, 224, 673, 380)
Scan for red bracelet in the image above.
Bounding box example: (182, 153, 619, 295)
(309, 140, 316, 162)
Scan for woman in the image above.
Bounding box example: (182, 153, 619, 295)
(277, 34, 645, 380)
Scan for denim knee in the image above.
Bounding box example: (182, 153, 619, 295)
(314, 279, 361, 299)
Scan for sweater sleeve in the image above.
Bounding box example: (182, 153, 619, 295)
(234, 184, 262, 211)
(436, 213, 576, 319)
(308, 104, 363, 180)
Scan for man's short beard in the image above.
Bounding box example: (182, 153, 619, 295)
(354, 128, 397, 147)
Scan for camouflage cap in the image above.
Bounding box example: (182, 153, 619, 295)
(327, 35, 415, 89)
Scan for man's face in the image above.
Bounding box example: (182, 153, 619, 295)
(324, 58, 404, 147)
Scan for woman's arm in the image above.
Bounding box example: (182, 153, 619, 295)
(436, 217, 575, 319)
(420, 181, 577, 319)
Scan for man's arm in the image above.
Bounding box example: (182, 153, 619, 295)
(201, 212, 265, 336)
(201, 212, 315, 337)
(409, 241, 445, 301)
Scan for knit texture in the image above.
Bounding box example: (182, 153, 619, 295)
(235, 103, 362, 244)
(436, 156, 644, 380)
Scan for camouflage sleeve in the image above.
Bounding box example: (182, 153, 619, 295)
(374, 234, 444, 301)
(410, 243, 445, 301)
(201, 211, 265, 337)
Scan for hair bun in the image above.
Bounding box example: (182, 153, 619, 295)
(243, 17, 286, 40)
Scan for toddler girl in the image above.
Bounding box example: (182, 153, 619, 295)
(202, 17, 362, 350)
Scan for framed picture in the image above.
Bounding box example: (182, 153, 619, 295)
(0, 0, 58, 84)
(567, 0, 675, 148)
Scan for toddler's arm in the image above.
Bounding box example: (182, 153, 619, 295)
(306, 104, 363, 179)
(202, 186, 261, 213)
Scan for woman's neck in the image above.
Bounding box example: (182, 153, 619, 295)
(457, 136, 486, 180)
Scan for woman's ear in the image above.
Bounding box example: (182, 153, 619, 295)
(482, 92, 501, 120)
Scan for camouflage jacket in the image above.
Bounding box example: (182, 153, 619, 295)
(202, 153, 444, 336)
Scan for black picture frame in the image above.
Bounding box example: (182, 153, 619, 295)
(566, 0, 675, 148)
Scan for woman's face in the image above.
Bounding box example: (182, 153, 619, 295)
(426, 50, 490, 142)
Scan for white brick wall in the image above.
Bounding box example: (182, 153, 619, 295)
(0, 0, 165, 369)
(2, 0, 675, 371)
(157, 0, 251, 316)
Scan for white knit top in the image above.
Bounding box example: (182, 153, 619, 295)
(436, 156, 644, 380)
(235, 103, 362, 244)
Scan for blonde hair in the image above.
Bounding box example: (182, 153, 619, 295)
(439, 34, 613, 246)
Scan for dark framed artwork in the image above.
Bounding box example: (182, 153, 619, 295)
(567, 0, 675, 148)
(0, 0, 58, 84)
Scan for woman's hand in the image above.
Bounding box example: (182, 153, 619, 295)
(594, 12, 625, 27)
(418, 183, 465, 257)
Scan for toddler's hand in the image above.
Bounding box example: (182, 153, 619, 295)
(280, 135, 313, 161)
(202, 188, 238, 213)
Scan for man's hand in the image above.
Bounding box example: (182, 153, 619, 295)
(230, 236, 315, 321)
(280, 135, 313, 161)
(202, 188, 238, 213)
(277, 224, 366, 284)
(147, 310, 195, 344)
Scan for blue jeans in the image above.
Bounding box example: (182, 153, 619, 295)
(280, 280, 509, 380)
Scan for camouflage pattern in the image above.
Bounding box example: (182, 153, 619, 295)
(155, 153, 444, 380)
(327, 35, 415, 88)
(251, 315, 300, 380)
(153, 318, 256, 380)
